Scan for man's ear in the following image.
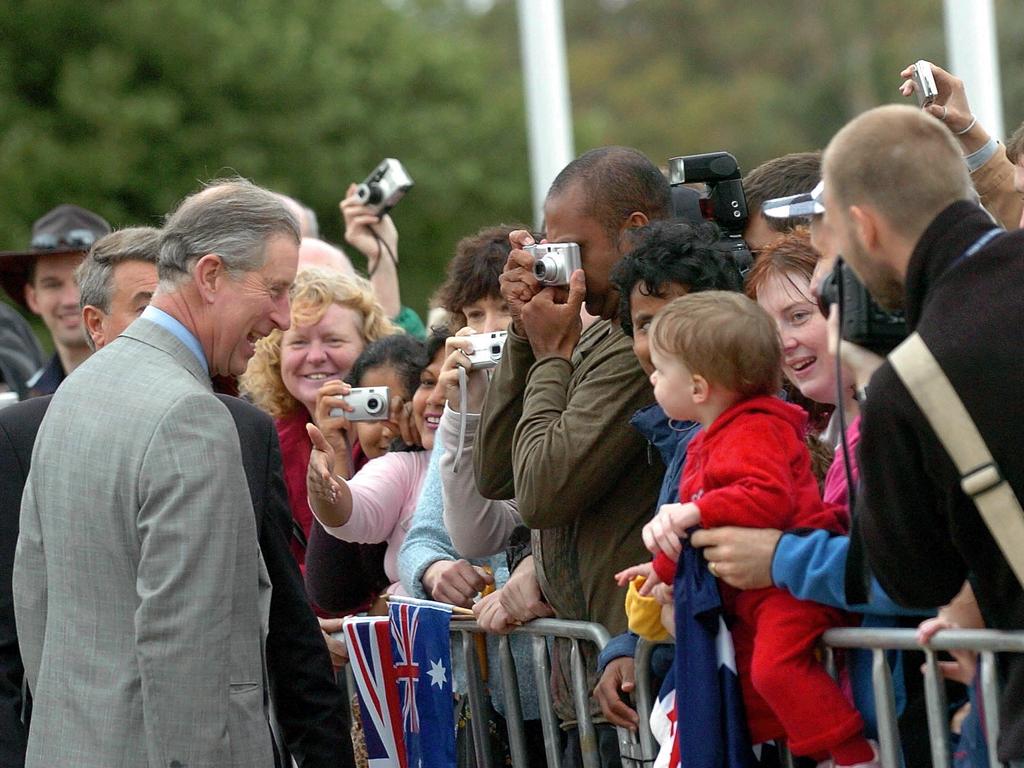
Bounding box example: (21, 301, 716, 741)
(624, 211, 649, 229)
(192, 254, 224, 303)
(82, 305, 106, 348)
(691, 373, 710, 404)
(24, 283, 39, 315)
(617, 212, 651, 251)
(849, 205, 878, 252)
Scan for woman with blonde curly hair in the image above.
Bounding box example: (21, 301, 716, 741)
(241, 267, 399, 585)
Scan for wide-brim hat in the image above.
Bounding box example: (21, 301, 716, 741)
(0, 204, 111, 310)
(762, 180, 825, 220)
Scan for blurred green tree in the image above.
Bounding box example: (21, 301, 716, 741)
(1, 0, 1020, 325)
(0, 0, 532, 317)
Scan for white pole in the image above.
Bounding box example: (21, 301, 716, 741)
(943, 0, 1004, 139)
(517, 0, 575, 229)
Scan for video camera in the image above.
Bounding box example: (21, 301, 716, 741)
(668, 151, 753, 277)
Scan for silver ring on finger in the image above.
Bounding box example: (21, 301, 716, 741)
(939, 105, 947, 121)
(708, 561, 719, 577)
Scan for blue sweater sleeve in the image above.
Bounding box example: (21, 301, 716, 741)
(398, 448, 458, 599)
(771, 530, 932, 616)
(597, 631, 640, 674)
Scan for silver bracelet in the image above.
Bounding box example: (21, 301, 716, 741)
(955, 115, 978, 136)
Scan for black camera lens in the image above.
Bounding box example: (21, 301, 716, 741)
(366, 396, 380, 412)
(356, 183, 384, 206)
(490, 344, 501, 355)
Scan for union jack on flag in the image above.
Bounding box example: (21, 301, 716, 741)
(392, 601, 423, 733)
(343, 617, 408, 768)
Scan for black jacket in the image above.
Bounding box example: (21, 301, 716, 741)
(855, 201, 1024, 761)
(0, 394, 353, 768)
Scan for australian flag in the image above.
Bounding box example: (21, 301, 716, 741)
(674, 543, 757, 768)
(344, 616, 409, 768)
(389, 597, 456, 768)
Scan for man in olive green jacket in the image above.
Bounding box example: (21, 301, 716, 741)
(474, 147, 671, 767)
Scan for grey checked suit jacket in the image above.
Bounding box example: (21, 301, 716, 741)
(13, 318, 274, 768)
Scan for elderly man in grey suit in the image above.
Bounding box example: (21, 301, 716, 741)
(13, 178, 300, 768)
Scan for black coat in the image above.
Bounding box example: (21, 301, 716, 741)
(855, 201, 1024, 761)
(0, 394, 353, 768)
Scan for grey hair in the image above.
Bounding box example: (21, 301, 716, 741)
(159, 177, 300, 290)
(77, 227, 162, 313)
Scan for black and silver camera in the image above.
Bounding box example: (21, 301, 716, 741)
(355, 159, 414, 217)
(817, 258, 907, 355)
(668, 151, 753, 276)
(911, 60, 939, 107)
(330, 386, 391, 422)
(464, 331, 507, 370)
(526, 242, 582, 286)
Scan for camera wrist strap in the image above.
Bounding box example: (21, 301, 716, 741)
(889, 332, 1024, 588)
(451, 365, 469, 474)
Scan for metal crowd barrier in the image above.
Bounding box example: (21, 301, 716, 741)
(448, 617, 640, 768)
(631, 629, 1024, 768)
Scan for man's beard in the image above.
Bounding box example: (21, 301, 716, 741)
(843, 240, 904, 312)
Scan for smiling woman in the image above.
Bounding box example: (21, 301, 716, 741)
(239, 267, 399, 590)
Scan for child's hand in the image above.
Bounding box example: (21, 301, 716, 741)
(614, 562, 654, 588)
(642, 502, 701, 560)
(649, 582, 673, 605)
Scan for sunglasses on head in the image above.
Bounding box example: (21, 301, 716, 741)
(31, 228, 97, 251)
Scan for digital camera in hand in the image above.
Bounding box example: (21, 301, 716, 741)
(355, 158, 413, 216)
(464, 331, 507, 370)
(911, 60, 939, 107)
(330, 386, 391, 421)
(526, 242, 582, 286)
(817, 258, 907, 355)
(668, 151, 753, 276)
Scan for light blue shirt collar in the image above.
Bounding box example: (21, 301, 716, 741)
(141, 305, 209, 374)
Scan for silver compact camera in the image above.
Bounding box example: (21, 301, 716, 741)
(911, 60, 938, 107)
(464, 331, 507, 370)
(526, 242, 582, 286)
(355, 158, 414, 217)
(330, 386, 390, 422)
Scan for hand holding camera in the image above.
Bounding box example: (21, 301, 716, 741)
(498, 230, 544, 334)
(314, 379, 356, 463)
(519, 266, 586, 361)
(438, 329, 499, 413)
(340, 182, 399, 269)
(899, 60, 987, 150)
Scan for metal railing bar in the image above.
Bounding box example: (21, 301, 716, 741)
(497, 634, 529, 768)
(458, 629, 494, 768)
(872, 648, 902, 768)
(533, 634, 563, 768)
(922, 649, 951, 768)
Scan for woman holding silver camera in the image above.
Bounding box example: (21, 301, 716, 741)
(306, 328, 449, 596)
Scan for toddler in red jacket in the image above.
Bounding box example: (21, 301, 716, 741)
(620, 291, 877, 767)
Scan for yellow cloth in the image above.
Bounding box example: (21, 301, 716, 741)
(624, 576, 670, 642)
